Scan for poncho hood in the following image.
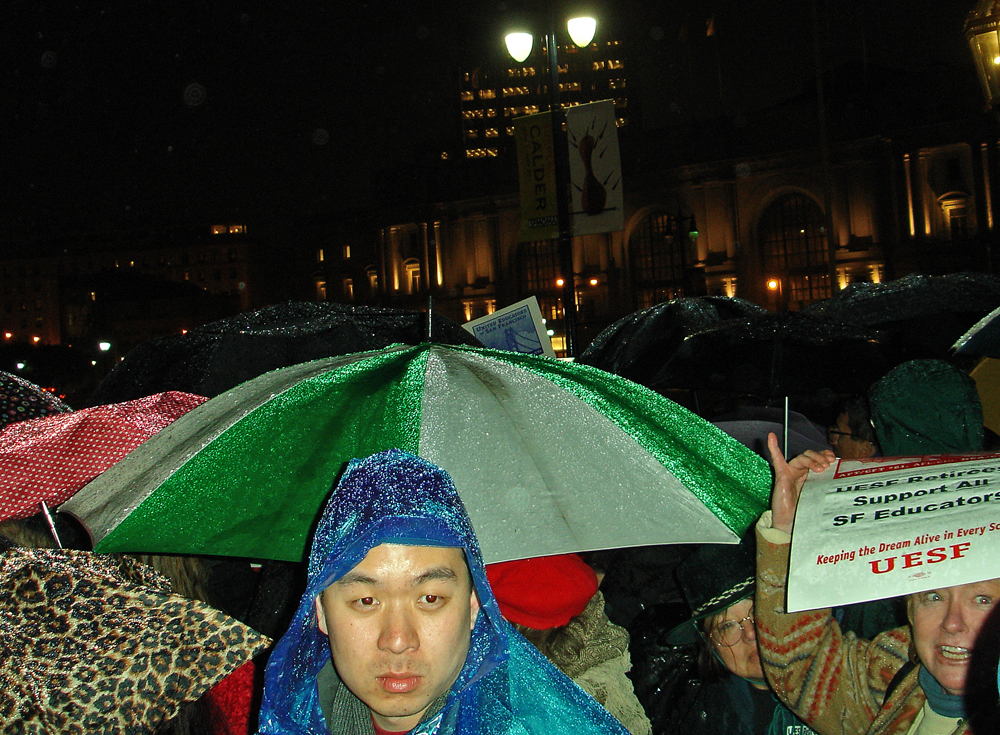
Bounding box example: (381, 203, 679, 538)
(257, 449, 627, 735)
(869, 359, 983, 456)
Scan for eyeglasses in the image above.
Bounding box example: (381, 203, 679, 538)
(709, 606, 755, 647)
(827, 428, 858, 444)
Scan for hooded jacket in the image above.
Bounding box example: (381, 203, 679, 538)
(257, 449, 629, 735)
(868, 359, 983, 456)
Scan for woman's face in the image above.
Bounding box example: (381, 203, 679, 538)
(707, 598, 764, 683)
(909, 579, 1000, 696)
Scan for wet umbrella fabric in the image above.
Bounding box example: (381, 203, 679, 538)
(952, 304, 1000, 359)
(0, 541, 269, 734)
(712, 407, 831, 460)
(0, 391, 206, 522)
(801, 272, 1000, 356)
(0, 371, 70, 428)
(650, 312, 894, 400)
(87, 301, 482, 405)
(63, 343, 771, 564)
(578, 296, 766, 387)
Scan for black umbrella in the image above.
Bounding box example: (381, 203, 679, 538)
(88, 301, 482, 405)
(649, 312, 897, 401)
(952, 305, 1000, 359)
(712, 406, 831, 459)
(578, 296, 767, 387)
(801, 272, 1000, 357)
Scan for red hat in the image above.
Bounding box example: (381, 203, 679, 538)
(486, 554, 598, 630)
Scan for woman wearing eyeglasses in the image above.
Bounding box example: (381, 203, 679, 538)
(663, 537, 818, 735)
(754, 435, 1000, 735)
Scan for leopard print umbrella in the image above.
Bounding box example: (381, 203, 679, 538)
(0, 544, 270, 733)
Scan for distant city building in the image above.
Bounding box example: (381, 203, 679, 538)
(456, 38, 628, 161)
(0, 224, 255, 352)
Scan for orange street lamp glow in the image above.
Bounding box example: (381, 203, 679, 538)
(32, 336, 40, 343)
(589, 278, 598, 286)
(556, 278, 565, 287)
(767, 279, 780, 291)
(3, 333, 11, 340)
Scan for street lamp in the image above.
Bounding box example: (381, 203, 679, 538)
(966, 1, 1000, 268)
(504, 16, 597, 62)
(504, 12, 597, 358)
(966, 0, 1000, 108)
(766, 277, 786, 311)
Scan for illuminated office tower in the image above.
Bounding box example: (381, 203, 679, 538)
(458, 38, 627, 160)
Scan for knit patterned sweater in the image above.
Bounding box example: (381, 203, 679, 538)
(753, 518, 970, 735)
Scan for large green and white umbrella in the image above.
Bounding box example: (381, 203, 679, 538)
(62, 344, 770, 563)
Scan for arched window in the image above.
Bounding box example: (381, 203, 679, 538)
(403, 258, 421, 294)
(759, 193, 830, 303)
(629, 211, 687, 309)
(939, 192, 971, 242)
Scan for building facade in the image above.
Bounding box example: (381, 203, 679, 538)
(1, 224, 256, 352)
(6, 127, 995, 361)
(313, 121, 995, 357)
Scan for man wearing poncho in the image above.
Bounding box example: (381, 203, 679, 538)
(257, 449, 629, 735)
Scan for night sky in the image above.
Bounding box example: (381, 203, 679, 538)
(2, 0, 974, 244)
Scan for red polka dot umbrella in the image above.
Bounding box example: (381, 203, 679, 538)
(0, 391, 206, 523)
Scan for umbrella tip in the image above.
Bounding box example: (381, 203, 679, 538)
(39, 501, 63, 549)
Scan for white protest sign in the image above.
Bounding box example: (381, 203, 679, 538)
(462, 297, 556, 358)
(788, 452, 1000, 612)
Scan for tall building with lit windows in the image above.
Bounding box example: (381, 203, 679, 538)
(458, 38, 627, 160)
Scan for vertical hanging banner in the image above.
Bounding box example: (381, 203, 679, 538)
(514, 112, 559, 242)
(566, 100, 624, 237)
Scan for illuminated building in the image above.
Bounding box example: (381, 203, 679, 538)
(458, 39, 628, 160)
(0, 224, 255, 349)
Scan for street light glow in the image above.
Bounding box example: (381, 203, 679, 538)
(505, 32, 533, 63)
(98, 341, 112, 352)
(555, 278, 565, 287)
(767, 278, 780, 291)
(567, 17, 597, 48)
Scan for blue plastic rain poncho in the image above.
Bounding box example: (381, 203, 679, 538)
(258, 449, 629, 735)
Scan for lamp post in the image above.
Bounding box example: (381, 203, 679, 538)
(766, 277, 786, 311)
(966, 0, 1000, 106)
(505, 12, 596, 358)
(966, 0, 1000, 270)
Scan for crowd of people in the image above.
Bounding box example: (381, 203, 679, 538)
(4, 356, 1000, 735)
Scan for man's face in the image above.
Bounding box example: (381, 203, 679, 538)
(828, 411, 876, 460)
(316, 543, 480, 732)
(908, 579, 1000, 696)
